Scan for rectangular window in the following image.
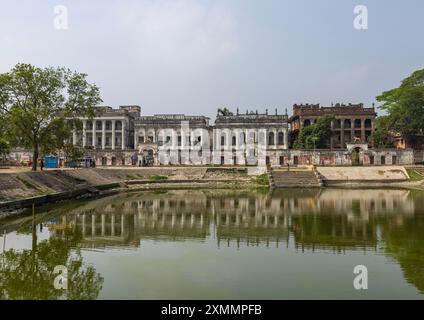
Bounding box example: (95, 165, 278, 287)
(381, 156, 386, 165)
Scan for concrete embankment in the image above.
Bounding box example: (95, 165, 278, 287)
(317, 166, 410, 187)
(1, 166, 423, 214)
(0, 167, 264, 213)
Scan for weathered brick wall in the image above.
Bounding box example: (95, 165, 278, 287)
(85, 148, 415, 166)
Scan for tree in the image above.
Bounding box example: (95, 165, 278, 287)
(62, 143, 85, 162)
(294, 114, 335, 149)
(0, 138, 10, 161)
(0, 221, 104, 299)
(376, 69, 424, 145)
(371, 116, 393, 148)
(0, 63, 102, 171)
(217, 107, 233, 116)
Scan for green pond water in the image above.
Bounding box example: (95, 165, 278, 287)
(1, 188, 424, 300)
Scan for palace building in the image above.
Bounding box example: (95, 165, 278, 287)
(68, 103, 415, 166)
(213, 109, 289, 166)
(289, 103, 377, 149)
(71, 106, 291, 166)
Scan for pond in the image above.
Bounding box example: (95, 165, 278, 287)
(1, 188, 424, 299)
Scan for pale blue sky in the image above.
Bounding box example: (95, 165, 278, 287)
(0, 0, 423, 118)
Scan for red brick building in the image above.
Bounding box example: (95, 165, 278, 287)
(289, 103, 377, 149)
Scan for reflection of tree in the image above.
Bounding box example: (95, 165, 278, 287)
(0, 221, 103, 300)
(381, 217, 424, 293)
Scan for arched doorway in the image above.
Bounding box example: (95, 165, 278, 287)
(143, 149, 154, 166)
(346, 143, 368, 166)
(351, 147, 361, 166)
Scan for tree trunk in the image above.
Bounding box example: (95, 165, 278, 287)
(32, 148, 38, 171)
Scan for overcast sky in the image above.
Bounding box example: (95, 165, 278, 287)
(1, 0, 423, 119)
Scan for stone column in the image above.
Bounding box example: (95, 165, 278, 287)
(72, 129, 77, 146)
(350, 118, 354, 143)
(101, 214, 105, 236)
(121, 121, 125, 150)
(111, 214, 115, 236)
(340, 119, 345, 148)
(82, 120, 87, 147)
(111, 120, 116, 150)
(82, 214, 86, 237)
(284, 128, 289, 149)
(101, 120, 106, 150)
(134, 129, 139, 149)
(121, 215, 125, 237)
(361, 119, 366, 142)
(92, 120, 96, 149)
(275, 129, 278, 148)
(91, 215, 96, 237)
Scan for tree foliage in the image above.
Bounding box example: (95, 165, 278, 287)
(0, 63, 102, 170)
(371, 115, 394, 148)
(294, 114, 335, 149)
(62, 143, 85, 162)
(0, 138, 10, 160)
(0, 223, 103, 300)
(376, 69, 424, 144)
(217, 107, 233, 116)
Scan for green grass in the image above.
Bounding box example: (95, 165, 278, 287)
(255, 173, 269, 186)
(125, 174, 137, 180)
(16, 176, 41, 191)
(406, 169, 424, 182)
(149, 175, 168, 181)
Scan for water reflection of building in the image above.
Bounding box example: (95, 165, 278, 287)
(46, 189, 415, 252)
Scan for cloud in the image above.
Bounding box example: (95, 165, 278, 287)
(117, 0, 239, 68)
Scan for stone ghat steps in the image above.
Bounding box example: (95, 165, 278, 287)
(271, 170, 321, 188)
(409, 166, 424, 176)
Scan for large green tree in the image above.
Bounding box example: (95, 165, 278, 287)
(371, 115, 394, 148)
(0, 63, 102, 170)
(0, 221, 104, 299)
(376, 69, 424, 145)
(294, 114, 335, 149)
(0, 138, 10, 164)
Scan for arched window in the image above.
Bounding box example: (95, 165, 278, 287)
(268, 132, 275, 145)
(232, 136, 237, 146)
(221, 135, 226, 146)
(278, 132, 284, 145)
(304, 119, 311, 127)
